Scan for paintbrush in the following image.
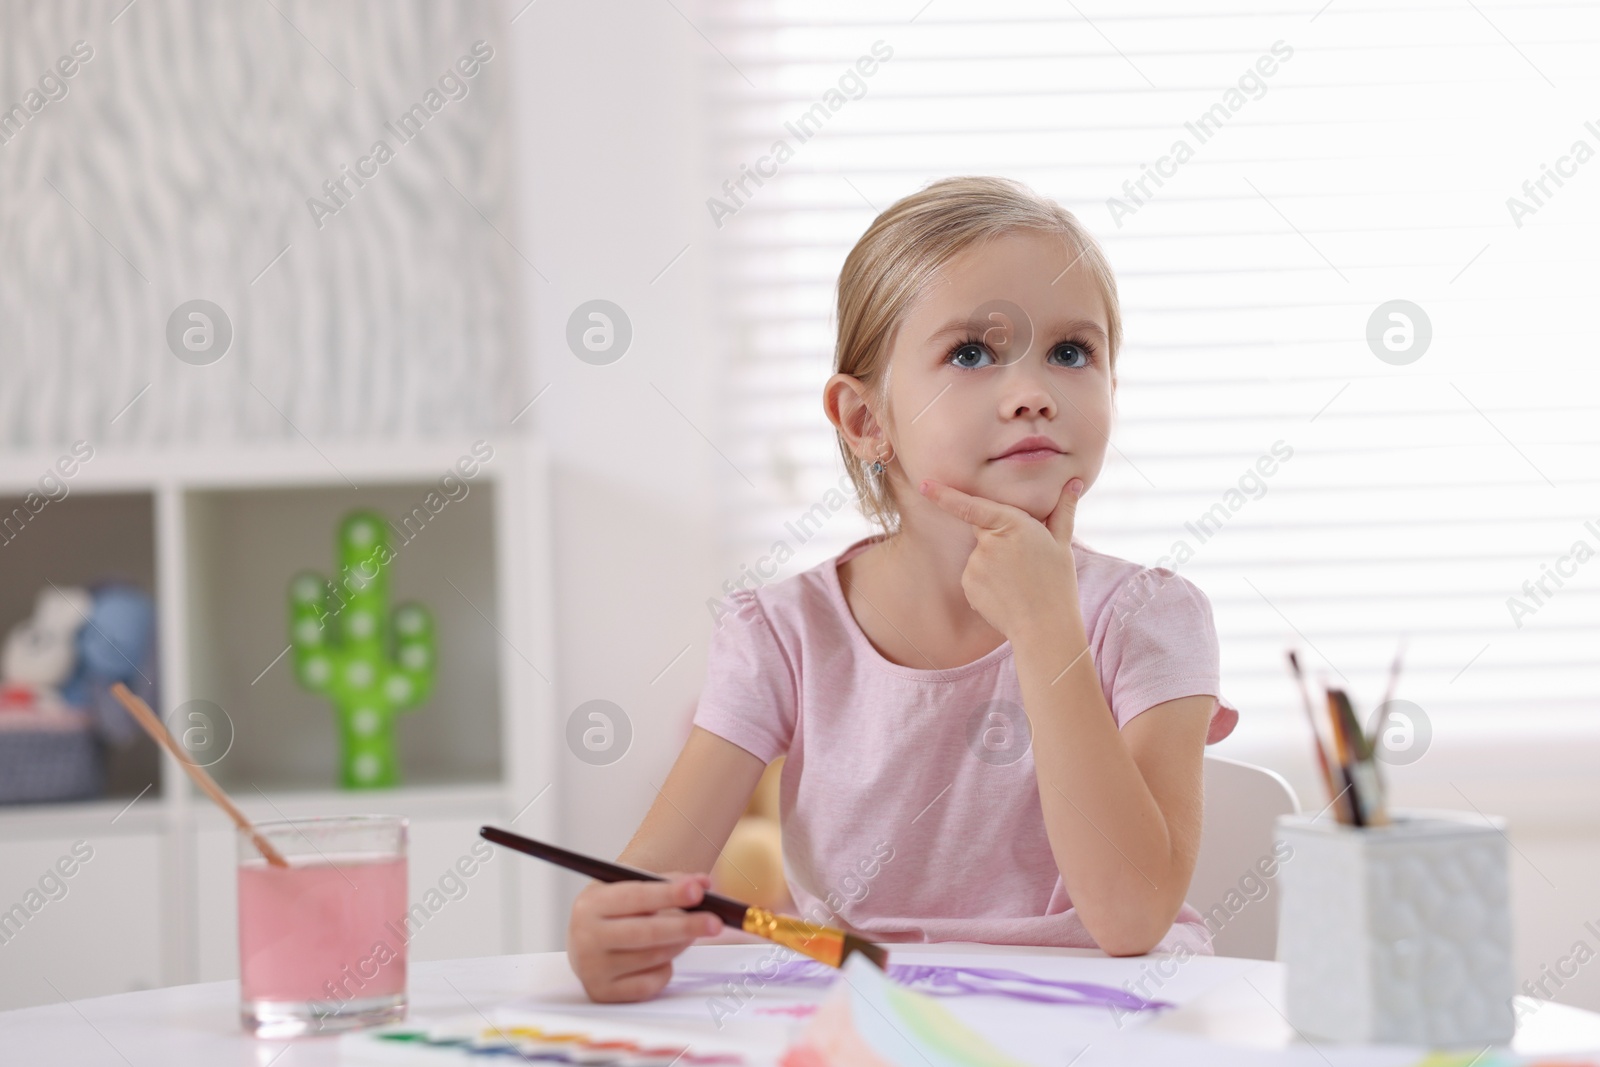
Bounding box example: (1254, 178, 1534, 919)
(111, 683, 289, 867)
(1369, 636, 1408, 755)
(1324, 687, 1364, 827)
(479, 826, 889, 971)
(1362, 637, 1407, 824)
(1331, 687, 1368, 764)
(1330, 687, 1390, 828)
(1287, 650, 1346, 824)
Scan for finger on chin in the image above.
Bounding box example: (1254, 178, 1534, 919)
(921, 479, 965, 515)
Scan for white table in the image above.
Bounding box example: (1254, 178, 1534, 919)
(3, 943, 1597, 1065)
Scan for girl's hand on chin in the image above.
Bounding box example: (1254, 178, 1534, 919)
(917, 477, 1085, 641)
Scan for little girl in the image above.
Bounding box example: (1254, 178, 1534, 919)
(568, 176, 1240, 1003)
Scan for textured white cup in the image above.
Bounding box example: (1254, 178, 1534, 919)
(1275, 809, 1516, 1046)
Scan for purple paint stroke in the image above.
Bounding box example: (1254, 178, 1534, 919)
(666, 959, 1173, 1012)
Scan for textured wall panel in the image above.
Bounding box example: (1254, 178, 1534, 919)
(0, 0, 521, 448)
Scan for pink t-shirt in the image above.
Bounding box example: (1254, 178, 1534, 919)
(691, 532, 1241, 956)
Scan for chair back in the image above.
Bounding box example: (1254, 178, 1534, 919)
(1188, 754, 1300, 960)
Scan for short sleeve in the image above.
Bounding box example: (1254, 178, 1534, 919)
(690, 589, 798, 765)
(1097, 569, 1239, 744)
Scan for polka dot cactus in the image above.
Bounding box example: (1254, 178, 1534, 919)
(288, 509, 437, 790)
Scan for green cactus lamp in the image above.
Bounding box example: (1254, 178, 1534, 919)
(288, 510, 437, 789)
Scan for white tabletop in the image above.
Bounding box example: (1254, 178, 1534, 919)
(2, 943, 1597, 1065)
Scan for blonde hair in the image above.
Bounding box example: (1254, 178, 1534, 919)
(832, 175, 1123, 534)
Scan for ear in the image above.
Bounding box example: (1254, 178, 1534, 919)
(823, 372, 887, 462)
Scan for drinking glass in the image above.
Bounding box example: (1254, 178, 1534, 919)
(237, 814, 409, 1038)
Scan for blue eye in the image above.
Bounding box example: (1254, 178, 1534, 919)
(948, 341, 993, 369)
(1052, 342, 1091, 369)
(944, 337, 1098, 370)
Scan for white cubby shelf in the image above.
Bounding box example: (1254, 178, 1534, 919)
(0, 438, 559, 1009)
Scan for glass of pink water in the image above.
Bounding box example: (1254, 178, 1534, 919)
(237, 814, 409, 1038)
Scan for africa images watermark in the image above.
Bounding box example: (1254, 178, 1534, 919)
(0, 841, 95, 948)
(0, 441, 96, 550)
(317, 837, 497, 1015)
(1509, 915, 1600, 1025)
(1504, 514, 1600, 628)
(705, 470, 866, 627)
(1110, 838, 1294, 1028)
(306, 41, 495, 230)
(703, 840, 895, 1028)
(295, 439, 494, 635)
(0, 40, 95, 149)
(706, 40, 894, 229)
(1106, 40, 1295, 228)
(1504, 117, 1600, 228)
(1115, 440, 1295, 627)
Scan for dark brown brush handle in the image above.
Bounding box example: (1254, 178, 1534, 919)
(479, 825, 750, 927)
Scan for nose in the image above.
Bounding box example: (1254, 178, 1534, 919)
(998, 362, 1056, 421)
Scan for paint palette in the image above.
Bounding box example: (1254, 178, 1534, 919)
(338, 1008, 781, 1065)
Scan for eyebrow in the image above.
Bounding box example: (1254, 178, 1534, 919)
(926, 317, 1109, 345)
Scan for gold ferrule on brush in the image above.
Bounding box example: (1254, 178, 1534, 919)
(741, 906, 846, 967)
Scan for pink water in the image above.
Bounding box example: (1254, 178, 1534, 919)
(238, 854, 408, 1004)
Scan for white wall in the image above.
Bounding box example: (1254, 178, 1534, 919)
(505, 0, 724, 932)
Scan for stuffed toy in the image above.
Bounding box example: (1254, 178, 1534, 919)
(60, 582, 158, 746)
(711, 754, 792, 914)
(0, 586, 93, 714)
(658, 696, 793, 943)
(0, 586, 101, 803)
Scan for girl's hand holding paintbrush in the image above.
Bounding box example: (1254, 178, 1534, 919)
(567, 871, 723, 1003)
(484, 827, 887, 1003)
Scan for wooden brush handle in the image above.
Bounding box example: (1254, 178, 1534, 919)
(110, 683, 289, 868)
(480, 825, 749, 926)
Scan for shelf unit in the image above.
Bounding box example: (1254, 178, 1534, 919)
(0, 438, 559, 1011)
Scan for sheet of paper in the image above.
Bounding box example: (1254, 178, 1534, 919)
(507, 944, 1270, 1062)
(412, 945, 1593, 1067)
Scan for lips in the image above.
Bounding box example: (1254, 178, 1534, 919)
(992, 436, 1064, 460)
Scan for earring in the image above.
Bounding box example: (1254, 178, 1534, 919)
(866, 444, 893, 478)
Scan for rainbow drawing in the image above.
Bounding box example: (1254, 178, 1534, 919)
(1408, 1054, 1598, 1067)
(780, 953, 1041, 1067)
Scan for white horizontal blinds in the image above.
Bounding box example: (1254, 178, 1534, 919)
(705, 0, 1600, 730)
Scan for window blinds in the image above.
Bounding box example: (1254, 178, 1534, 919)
(701, 0, 1600, 733)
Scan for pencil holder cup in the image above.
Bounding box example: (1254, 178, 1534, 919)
(1274, 809, 1515, 1047)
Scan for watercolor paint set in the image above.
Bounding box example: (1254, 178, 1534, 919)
(337, 1009, 778, 1065)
